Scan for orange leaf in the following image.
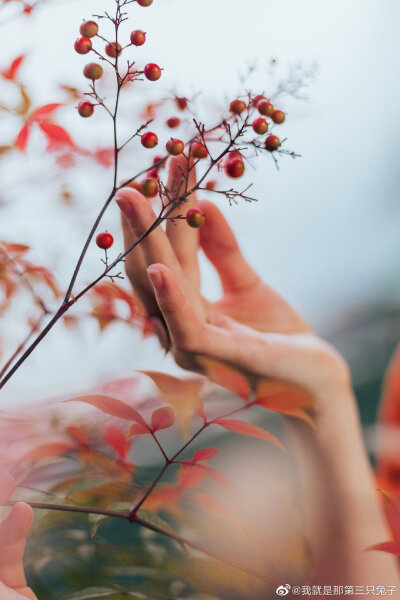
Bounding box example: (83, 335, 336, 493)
(65, 395, 147, 426)
(141, 371, 206, 436)
(197, 357, 251, 401)
(255, 378, 312, 408)
(15, 443, 75, 464)
(38, 121, 75, 150)
(66, 425, 90, 447)
(213, 419, 285, 452)
(255, 394, 315, 428)
(193, 448, 219, 462)
(178, 463, 207, 488)
(151, 406, 175, 432)
(128, 423, 151, 437)
(1, 242, 30, 255)
(14, 124, 30, 152)
(104, 425, 130, 461)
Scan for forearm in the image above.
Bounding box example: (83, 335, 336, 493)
(286, 387, 400, 585)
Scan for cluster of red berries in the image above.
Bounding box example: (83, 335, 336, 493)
(228, 95, 286, 157)
(75, 14, 161, 118)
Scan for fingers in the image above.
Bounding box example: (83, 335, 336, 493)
(198, 200, 259, 293)
(120, 210, 160, 316)
(147, 264, 205, 351)
(165, 156, 200, 286)
(0, 502, 33, 589)
(116, 188, 182, 277)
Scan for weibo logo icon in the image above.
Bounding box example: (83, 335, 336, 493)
(276, 584, 291, 596)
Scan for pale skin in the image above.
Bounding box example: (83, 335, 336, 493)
(2, 158, 399, 596)
(0, 470, 37, 600)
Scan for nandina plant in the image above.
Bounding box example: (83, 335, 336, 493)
(0, 0, 321, 597)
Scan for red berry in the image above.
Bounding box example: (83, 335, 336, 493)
(227, 151, 243, 161)
(74, 37, 92, 54)
(166, 117, 180, 128)
(191, 142, 208, 159)
(141, 178, 158, 198)
(186, 208, 205, 228)
(96, 232, 114, 250)
(175, 96, 188, 110)
(166, 138, 184, 156)
(83, 63, 103, 80)
(130, 30, 146, 46)
(205, 180, 217, 191)
(253, 94, 266, 105)
(252, 117, 269, 135)
(137, 0, 153, 5)
(257, 100, 274, 117)
(106, 42, 122, 58)
(264, 134, 281, 151)
(141, 131, 158, 148)
(272, 109, 285, 124)
(225, 157, 245, 178)
(78, 100, 94, 117)
(80, 21, 98, 38)
(144, 63, 161, 81)
(229, 99, 246, 115)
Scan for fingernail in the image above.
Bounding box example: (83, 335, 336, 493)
(147, 266, 165, 291)
(116, 197, 136, 218)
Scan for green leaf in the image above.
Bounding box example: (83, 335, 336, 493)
(137, 510, 188, 556)
(65, 588, 120, 600)
(88, 502, 131, 538)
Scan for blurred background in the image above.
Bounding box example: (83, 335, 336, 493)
(0, 0, 399, 425)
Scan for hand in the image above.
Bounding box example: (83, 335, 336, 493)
(0, 470, 37, 600)
(116, 157, 350, 411)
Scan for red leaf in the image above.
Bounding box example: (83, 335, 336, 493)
(201, 464, 234, 491)
(15, 443, 75, 464)
(128, 423, 151, 437)
(213, 419, 285, 452)
(66, 425, 90, 447)
(65, 395, 147, 426)
(104, 425, 130, 461)
(193, 448, 219, 462)
(178, 463, 207, 488)
(14, 124, 30, 152)
(380, 491, 400, 541)
(38, 121, 75, 151)
(30, 103, 62, 121)
(1, 55, 25, 81)
(1, 242, 30, 255)
(368, 541, 400, 555)
(92, 148, 115, 167)
(151, 406, 175, 432)
(255, 394, 315, 428)
(197, 357, 252, 400)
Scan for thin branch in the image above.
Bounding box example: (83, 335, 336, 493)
(4, 499, 280, 587)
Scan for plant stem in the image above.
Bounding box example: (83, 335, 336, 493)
(5, 499, 280, 587)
